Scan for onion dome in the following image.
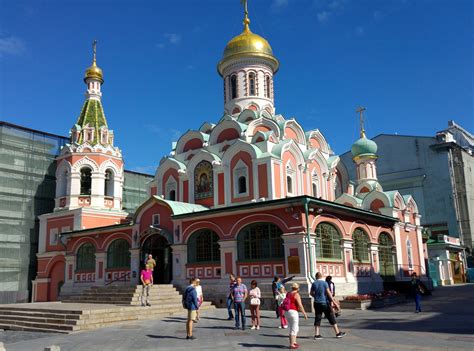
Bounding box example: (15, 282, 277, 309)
(351, 134, 378, 158)
(84, 40, 104, 83)
(218, 12, 279, 75)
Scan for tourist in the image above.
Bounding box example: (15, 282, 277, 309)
(231, 276, 248, 330)
(146, 254, 156, 271)
(411, 272, 423, 313)
(183, 278, 199, 340)
(226, 273, 236, 320)
(310, 272, 346, 340)
(140, 264, 153, 307)
(272, 275, 295, 318)
(325, 275, 340, 317)
(249, 280, 261, 330)
(285, 283, 307, 350)
(195, 278, 203, 321)
(275, 286, 288, 329)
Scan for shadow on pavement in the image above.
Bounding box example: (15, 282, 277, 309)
(146, 334, 183, 340)
(238, 342, 288, 349)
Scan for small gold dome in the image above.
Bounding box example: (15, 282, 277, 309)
(218, 18, 279, 76)
(84, 61, 104, 83)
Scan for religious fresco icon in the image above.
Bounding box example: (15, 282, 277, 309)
(194, 160, 213, 199)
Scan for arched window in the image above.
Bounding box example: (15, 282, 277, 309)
(312, 183, 317, 197)
(266, 76, 271, 98)
(230, 75, 237, 99)
(249, 72, 256, 96)
(238, 176, 247, 194)
(76, 242, 96, 271)
(407, 239, 413, 269)
(237, 223, 284, 260)
(169, 190, 176, 201)
(315, 223, 342, 260)
(80, 167, 92, 195)
(287, 176, 293, 195)
(353, 228, 370, 262)
(57, 169, 68, 197)
(107, 239, 130, 269)
(379, 232, 395, 278)
(187, 229, 220, 263)
(104, 169, 114, 197)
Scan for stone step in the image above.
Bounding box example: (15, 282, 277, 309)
(0, 323, 71, 334)
(0, 314, 79, 326)
(0, 310, 83, 320)
(0, 319, 79, 332)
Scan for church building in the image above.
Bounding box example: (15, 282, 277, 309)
(33, 5, 426, 304)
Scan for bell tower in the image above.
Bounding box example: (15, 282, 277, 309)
(55, 41, 124, 211)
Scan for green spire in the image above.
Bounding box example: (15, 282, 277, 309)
(74, 99, 108, 145)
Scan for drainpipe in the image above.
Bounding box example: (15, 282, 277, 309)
(303, 198, 316, 282)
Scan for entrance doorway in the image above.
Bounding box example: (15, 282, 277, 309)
(141, 234, 172, 284)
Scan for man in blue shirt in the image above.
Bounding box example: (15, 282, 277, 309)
(183, 278, 199, 340)
(310, 272, 346, 340)
(231, 276, 248, 330)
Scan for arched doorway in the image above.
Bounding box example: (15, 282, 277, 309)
(141, 234, 172, 284)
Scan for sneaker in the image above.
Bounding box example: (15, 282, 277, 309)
(146, 303, 151, 307)
(227, 317, 234, 320)
(278, 326, 282, 329)
(283, 325, 288, 329)
(234, 326, 240, 330)
(256, 326, 260, 330)
(336, 332, 346, 338)
(314, 335, 322, 340)
(251, 326, 256, 330)
(186, 336, 196, 340)
(242, 326, 246, 331)
(289, 345, 299, 350)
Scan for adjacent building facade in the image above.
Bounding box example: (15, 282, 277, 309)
(32, 6, 426, 305)
(340, 121, 473, 285)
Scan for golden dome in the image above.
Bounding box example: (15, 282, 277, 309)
(218, 18, 279, 76)
(84, 61, 104, 83)
(84, 40, 104, 83)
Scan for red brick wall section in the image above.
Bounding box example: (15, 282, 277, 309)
(218, 173, 225, 205)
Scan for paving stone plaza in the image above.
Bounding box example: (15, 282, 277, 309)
(0, 284, 473, 351)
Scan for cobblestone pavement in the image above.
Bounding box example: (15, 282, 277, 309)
(1, 284, 473, 351)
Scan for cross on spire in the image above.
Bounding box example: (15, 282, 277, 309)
(356, 106, 366, 138)
(92, 40, 97, 63)
(240, 0, 250, 30)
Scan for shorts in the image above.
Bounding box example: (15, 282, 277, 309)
(285, 309, 300, 336)
(187, 310, 197, 322)
(314, 302, 336, 326)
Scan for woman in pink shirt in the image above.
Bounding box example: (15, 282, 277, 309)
(140, 265, 153, 307)
(249, 280, 261, 330)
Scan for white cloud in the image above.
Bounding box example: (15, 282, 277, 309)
(0, 36, 26, 57)
(272, 0, 289, 8)
(164, 33, 181, 44)
(317, 11, 329, 23)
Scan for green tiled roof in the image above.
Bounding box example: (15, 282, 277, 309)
(74, 99, 108, 144)
(152, 196, 209, 215)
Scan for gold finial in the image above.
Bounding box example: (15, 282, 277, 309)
(241, 0, 250, 31)
(92, 40, 97, 64)
(356, 106, 367, 138)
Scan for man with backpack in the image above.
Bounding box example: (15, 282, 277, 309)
(182, 278, 199, 340)
(310, 272, 346, 340)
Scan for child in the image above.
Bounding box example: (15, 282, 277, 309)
(275, 286, 288, 328)
(195, 278, 203, 321)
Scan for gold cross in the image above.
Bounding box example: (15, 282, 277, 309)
(92, 40, 97, 63)
(241, 0, 248, 16)
(356, 106, 366, 138)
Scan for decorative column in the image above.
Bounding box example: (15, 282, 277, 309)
(343, 239, 356, 283)
(170, 244, 187, 284)
(90, 172, 104, 207)
(393, 224, 403, 280)
(95, 252, 106, 286)
(219, 239, 237, 278)
(281, 233, 310, 281)
(130, 248, 141, 285)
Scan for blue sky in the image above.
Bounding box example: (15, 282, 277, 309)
(1, 0, 472, 174)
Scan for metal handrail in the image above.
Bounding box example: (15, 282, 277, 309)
(105, 272, 130, 286)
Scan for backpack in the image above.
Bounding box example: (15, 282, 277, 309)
(182, 287, 190, 309)
(280, 292, 292, 311)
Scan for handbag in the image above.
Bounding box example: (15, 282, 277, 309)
(250, 297, 260, 305)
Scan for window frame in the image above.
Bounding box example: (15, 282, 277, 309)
(187, 229, 221, 264)
(315, 222, 342, 260)
(106, 239, 131, 269)
(352, 228, 370, 263)
(80, 167, 92, 195)
(76, 242, 96, 272)
(237, 222, 284, 261)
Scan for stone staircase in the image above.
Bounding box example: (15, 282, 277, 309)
(61, 284, 184, 306)
(0, 285, 214, 333)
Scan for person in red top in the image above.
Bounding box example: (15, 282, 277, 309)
(285, 283, 307, 350)
(140, 264, 153, 307)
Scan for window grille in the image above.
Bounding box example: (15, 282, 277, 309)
(315, 223, 342, 260)
(107, 239, 130, 269)
(249, 72, 256, 96)
(237, 223, 284, 261)
(80, 167, 92, 195)
(231, 75, 237, 99)
(187, 229, 220, 263)
(353, 228, 370, 262)
(379, 232, 395, 277)
(76, 242, 96, 271)
(104, 169, 114, 197)
(238, 176, 247, 194)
